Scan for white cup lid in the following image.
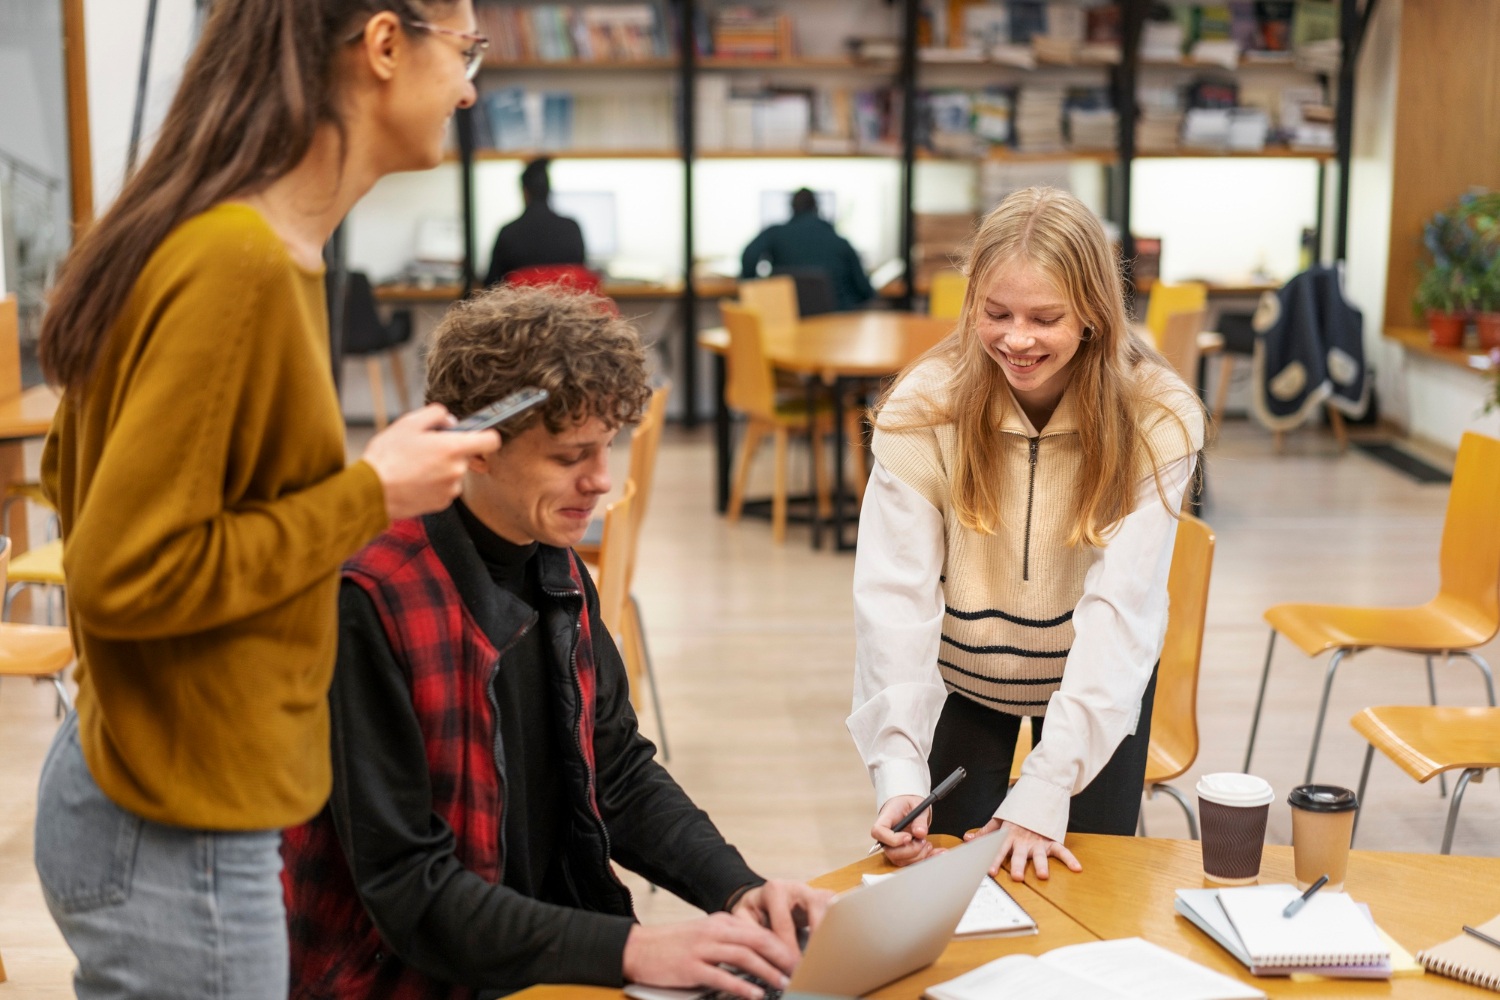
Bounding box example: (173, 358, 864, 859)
(1196, 772, 1274, 808)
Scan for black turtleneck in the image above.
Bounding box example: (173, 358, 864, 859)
(454, 499, 566, 902)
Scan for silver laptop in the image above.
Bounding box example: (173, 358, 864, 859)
(625, 833, 1005, 1000)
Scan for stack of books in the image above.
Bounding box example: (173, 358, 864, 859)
(476, 3, 669, 63)
(1181, 108, 1232, 149)
(1013, 86, 1065, 153)
(1136, 85, 1184, 151)
(1227, 107, 1269, 150)
(477, 86, 675, 151)
(1064, 86, 1115, 151)
(920, 91, 984, 157)
(709, 6, 794, 60)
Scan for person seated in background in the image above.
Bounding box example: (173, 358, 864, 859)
(484, 157, 586, 285)
(740, 188, 877, 312)
(282, 285, 830, 1000)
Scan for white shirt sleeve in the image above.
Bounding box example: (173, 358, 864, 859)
(846, 460, 950, 810)
(994, 454, 1197, 843)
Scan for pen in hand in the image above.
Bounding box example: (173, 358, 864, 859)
(1282, 874, 1328, 918)
(867, 766, 967, 857)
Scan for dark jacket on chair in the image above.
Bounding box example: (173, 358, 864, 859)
(281, 507, 761, 1000)
(1251, 264, 1369, 431)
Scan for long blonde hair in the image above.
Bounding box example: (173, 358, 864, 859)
(880, 187, 1198, 546)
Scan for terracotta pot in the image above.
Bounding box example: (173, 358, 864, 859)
(1477, 312, 1500, 350)
(1426, 310, 1466, 348)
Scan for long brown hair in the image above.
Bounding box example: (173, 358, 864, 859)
(39, 0, 457, 391)
(880, 187, 1200, 545)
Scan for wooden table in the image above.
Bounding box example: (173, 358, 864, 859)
(372, 277, 741, 305)
(699, 311, 954, 550)
(0, 385, 61, 443)
(516, 834, 1497, 998)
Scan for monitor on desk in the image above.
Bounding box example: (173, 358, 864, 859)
(549, 190, 618, 269)
(760, 189, 836, 227)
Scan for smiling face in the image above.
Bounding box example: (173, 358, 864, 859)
(974, 257, 1088, 424)
(367, 1, 479, 172)
(461, 416, 617, 547)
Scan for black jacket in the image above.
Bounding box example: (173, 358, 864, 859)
(484, 203, 586, 286)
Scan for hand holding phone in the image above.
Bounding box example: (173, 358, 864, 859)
(447, 387, 549, 432)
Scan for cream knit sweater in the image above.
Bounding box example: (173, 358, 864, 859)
(872, 355, 1204, 717)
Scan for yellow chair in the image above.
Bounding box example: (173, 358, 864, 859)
(737, 276, 800, 332)
(1010, 516, 1217, 838)
(1157, 309, 1207, 387)
(1143, 281, 1208, 348)
(721, 302, 833, 544)
(578, 384, 674, 758)
(1244, 431, 1500, 784)
(0, 536, 74, 713)
(3, 537, 65, 623)
(1351, 705, 1500, 854)
(595, 480, 637, 645)
(928, 271, 969, 320)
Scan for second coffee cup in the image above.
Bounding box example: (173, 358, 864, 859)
(1196, 772, 1274, 884)
(1288, 784, 1359, 892)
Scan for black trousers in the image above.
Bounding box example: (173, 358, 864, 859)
(927, 666, 1158, 838)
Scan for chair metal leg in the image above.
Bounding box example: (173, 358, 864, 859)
(1137, 809, 1147, 837)
(1305, 648, 1349, 784)
(1454, 650, 1497, 706)
(631, 595, 669, 763)
(1351, 742, 1375, 847)
(1244, 629, 1279, 772)
(1441, 768, 1483, 855)
(51, 673, 71, 714)
(1151, 783, 1199, 840)
(1427, 655, 1448, 798)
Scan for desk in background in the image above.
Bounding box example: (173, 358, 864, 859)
(515, 833, 1499, 998)
(0, 297, 60, 580)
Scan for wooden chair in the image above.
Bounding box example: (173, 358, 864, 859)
(3, 537, 64, 624)
(336, 271, 413, 431)
(720, 302, 833, 544)
(1009, 515, 1217, 839)
(595, 480, 636, 645)
(577, 383, 673, 758)
(1351, 705, 1500, 854)
(1143, 281, 1208, 347)
(1245, 431, 1500, 784)
(1158, 309, 1207, 388)
(737, 276, 800, 332)
(928, 271, 969, 320)
(0, 536, 74, 714)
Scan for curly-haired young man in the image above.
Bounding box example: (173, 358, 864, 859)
(282, 287, 829, 1000)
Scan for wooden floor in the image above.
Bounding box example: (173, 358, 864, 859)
(3, 418, 1498, 994)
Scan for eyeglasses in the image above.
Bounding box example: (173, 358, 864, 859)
(345, 18, 490, 81)
(408, 20, 490, 80)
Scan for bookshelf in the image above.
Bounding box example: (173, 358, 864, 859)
(403, 0, 1364, 432)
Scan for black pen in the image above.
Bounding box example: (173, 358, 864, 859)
(1464, 925, 1500, 950)
(867, 766, 967, 856)
(1282, 874, 1329, 918)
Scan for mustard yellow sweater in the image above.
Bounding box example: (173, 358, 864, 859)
(41, 203, 389, 830)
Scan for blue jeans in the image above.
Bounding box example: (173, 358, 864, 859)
(34, 713, 289, 999)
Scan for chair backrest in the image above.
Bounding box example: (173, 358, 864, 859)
(0, 534, 10, 585)
(737, 276, 800, 330)
(1158, 308, 1207, 384)
(505, 264, 602, 295)
(337, 271, 408, 355)
(596, 479, 637, 643)
(719, 302, 778, 422)
(1148, 514, 1216, 781)
(625, 383, 672, 586)
(1144, 281, 1208, 347)
(1438, 432, 1500, 637)
(928, 271, 969, 320)
(772, 266, 837, 317)
(1008, 514, 1216, 786)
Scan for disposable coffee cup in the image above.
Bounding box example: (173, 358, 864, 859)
(1288, 784, 1359, 892)
(1196, 773, 1274, 885)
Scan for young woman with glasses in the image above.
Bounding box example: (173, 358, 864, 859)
(34, 3, 495, 997)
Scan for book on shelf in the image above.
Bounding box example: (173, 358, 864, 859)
(476, 2, 669, 63)
(1417, 914, 1500, 992)
(479, 85, 675, 152)
(923, 937, 1265, 1000)
(706, 5, 794, 60)
(1013, 85, 1065, 153)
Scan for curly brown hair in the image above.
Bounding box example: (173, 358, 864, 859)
(425, 285, 652, 440)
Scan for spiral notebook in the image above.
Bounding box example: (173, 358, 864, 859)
(1416, 915, 1500, 992)
(1175, 887, 1392, 978)
(1216, 885, 1389, 970)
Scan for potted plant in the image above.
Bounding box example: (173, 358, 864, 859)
(1477, 255, 1500, 350)
(1413, 260, 1473, 348)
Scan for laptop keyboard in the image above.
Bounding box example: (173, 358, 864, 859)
(701, 975, 782, 1000)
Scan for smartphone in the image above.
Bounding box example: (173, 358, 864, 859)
(447, 387, 549, 432)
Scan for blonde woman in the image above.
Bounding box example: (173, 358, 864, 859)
(849, 188, 1204, 882)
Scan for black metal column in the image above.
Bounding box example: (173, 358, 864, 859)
(896, 0, 919, 310)
(456, 105, 479, 297)
(1116, 0, 1147, 269)
(1332, 0, 1375, 262)
(680, 0, 700, 430)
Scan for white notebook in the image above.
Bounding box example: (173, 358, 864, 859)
(1216, 885, 1389, 969)
(861, 871, 1037, 937)
(924, 937, 1264, 1000)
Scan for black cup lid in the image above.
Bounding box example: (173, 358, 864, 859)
(1288, 784, 1359, 812)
